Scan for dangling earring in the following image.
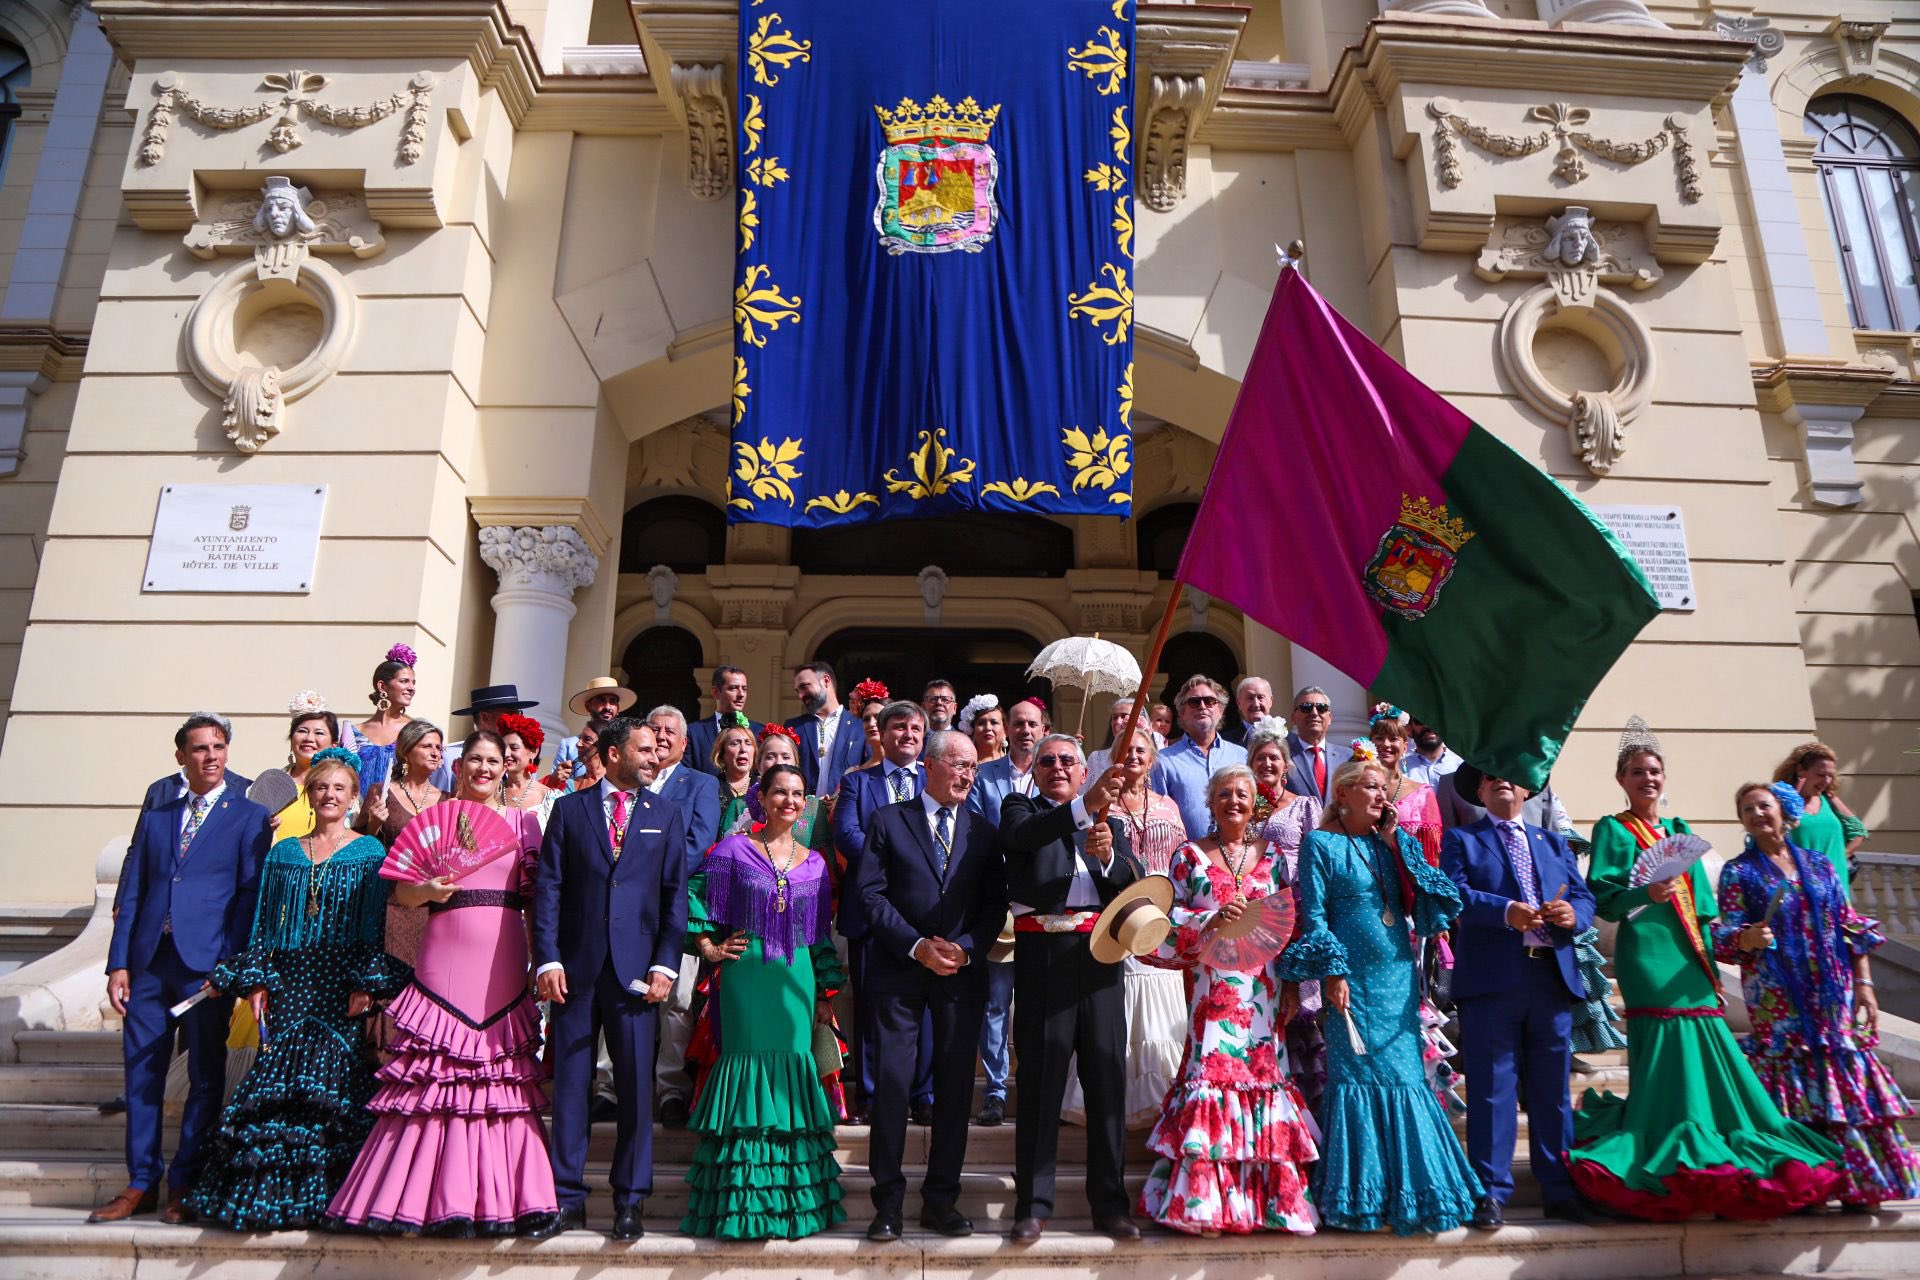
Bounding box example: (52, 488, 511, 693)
(376, 691, 391, 714)
(1338, 804, 1349, 817)
(1206, 818, 1218, 838)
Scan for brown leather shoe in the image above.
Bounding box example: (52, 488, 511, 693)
(1010, 1216, 1044, 1244)
(88, 1187, 157, 1223)
(159, 1186, 197, 1225)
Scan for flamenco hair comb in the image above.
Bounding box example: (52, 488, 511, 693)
(1368, 702, 1409, 728)
(310, 746, 361, 774)
(1348, 738, 1380, 763)
(287, 689, 328, 716)
(718, 710, 751, 731)
(497, 712, 544, 755)
(385, 643, 418, 668)
(1768, 780, 1807, 823)
(957, 692, 999, 732)
(1617, 715, 1661, 758)
(851, 678, 891, 706)
(759, 723, 802, 747)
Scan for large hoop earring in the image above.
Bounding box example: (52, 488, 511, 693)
(376, 693, 392, 714)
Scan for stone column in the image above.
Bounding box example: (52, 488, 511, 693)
(477, 525, 599, 743)
(1241, 620, 1293, 721)
(1288, 641, 1370, 745)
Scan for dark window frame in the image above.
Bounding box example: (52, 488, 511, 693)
(1806, 95, 1920, 332)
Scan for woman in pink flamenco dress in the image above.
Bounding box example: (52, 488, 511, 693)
(326, 730, 560, 1236)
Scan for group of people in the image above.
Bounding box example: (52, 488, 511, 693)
(93, 643, 1915, 1244)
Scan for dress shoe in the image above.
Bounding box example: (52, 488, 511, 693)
(97, 1095, 128, 1116)
(1543, 1199, 1603, 1226)
(588, 1094, 618, 1124)
(88, 1187, 157, 1223)
(1093, 1213, 1141, 1241)
(1010, 1216, 1044, 1244)
(1470, 1196, 1504, 1230)
(610, 1202, 645, 1240)
(975, 1097, 1005, 1127)
(920, 1204, 972, 1236)
(659, 1096, 691, 1129)
(909, 1100, 935, 1125)
(522, 1204, 587, 1239)
(867, 1214, 902, 1242)
(159, 1187, 197, 1225)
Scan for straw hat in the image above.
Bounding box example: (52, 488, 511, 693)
(988, 912, 1015, 964)
(1088, 874, 1176, 965)
(568, 676, 638, 718)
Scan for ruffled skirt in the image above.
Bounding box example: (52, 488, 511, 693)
(1138, 1075, 1320, 1235)
(1743, 1030, 1920, 1206)
(324, 981, 557, 1235)
(1311, 1079, 1482, 1235)
(680, 1048, 845, 1240)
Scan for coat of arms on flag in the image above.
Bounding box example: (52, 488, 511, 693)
(1362, 495, 1476, 621)
(873, 96, 1001, 256)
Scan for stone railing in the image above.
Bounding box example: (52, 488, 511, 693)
(0, 838, 122, 1059)
(1857, 852, 1920, 940)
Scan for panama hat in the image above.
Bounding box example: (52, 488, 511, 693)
(568, 676, 638, 718)
(988, 912, 1015, 964)
(1089, 874, 1176, 965)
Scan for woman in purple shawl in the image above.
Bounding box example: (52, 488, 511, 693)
(679, 763, 847, 1240)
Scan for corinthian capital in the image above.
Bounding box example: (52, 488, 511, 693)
(477, 525, 599, 595)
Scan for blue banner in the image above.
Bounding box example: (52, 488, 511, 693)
(730, 0, 1135, 526)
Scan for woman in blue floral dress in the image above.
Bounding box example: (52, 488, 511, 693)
(1714, 782, 1918, 1208)
(1277, 758, 1481, 1235)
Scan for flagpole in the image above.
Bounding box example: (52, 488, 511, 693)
(1098, 581, 1183, 823)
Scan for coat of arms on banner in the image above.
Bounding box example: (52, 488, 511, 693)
(872, 95, 1001, 256)
(1363, 494, 1476, 620)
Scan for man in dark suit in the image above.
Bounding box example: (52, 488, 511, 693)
(642, 705, 722, 1128)
(998, 735, 1140, 1244)
(833, 700, 933, 1122)
(95, 713, 269, 1224)
(683, 665, 763, 777)
(1284, 685, 1352, 804)
(786, 661, 865, 796)
(529, 717, 689, 1240)
(1441, 770, 1599, 1230)
(855, 729, 1004, 1242)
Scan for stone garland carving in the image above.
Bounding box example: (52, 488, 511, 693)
(1428, 98, 1700, 203)
(1140, 74, 1203, 214)
(139, 69, 435, 168)
(1709, 13, 1786, 73)
(478, 526, 600, 594)
(671, 63, 734, 202)
(1481, 207, 1658, 476)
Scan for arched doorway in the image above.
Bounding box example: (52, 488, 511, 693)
(620, 625, 704, 723)
(1155, 630, 1240, 741)
(813, 627, 1049, 725)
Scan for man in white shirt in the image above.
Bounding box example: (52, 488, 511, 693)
(1230, 676, 1274, 747)
(786, 662, 864, 796)
(1148, 676, 1248, 836)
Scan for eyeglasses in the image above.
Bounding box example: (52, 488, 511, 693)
(1296, 703, 1331, 714)
(942, 761, 979, 773)
(1034, 753, 1079, 768)
(1184, 696, 1221, 709)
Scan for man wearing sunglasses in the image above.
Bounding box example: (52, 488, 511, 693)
(1147, 675, 1248, 838)
(1285, 685, 1351, 806)
(998, 736, 1140, 1245)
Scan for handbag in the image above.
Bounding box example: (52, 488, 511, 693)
(810, 1019, 843, 1076)
(1425, 933, 1456, 1006)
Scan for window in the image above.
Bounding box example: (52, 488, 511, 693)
(792, 513, 1073, 577)
(1806, 95, 1920, 331)
(618, 625, 704, 724)
(619, 496, 726, 575)
(0, 42, 26, 182)
(1136, 503, 1198, 577)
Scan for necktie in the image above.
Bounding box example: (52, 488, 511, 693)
(180, 792, 210, 859)
(890, 768, 913, 803)
(1312, 745, 1327, 797)
(1503, 821, 1551, 946)
(609, 790, 629, 860)
(934, 806, 953, 878)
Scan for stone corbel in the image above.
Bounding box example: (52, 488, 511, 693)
(630, 3, 741, 202)
(670, 63, 733, 202)
(1752, 361, 1896, 508)
(1134, 3, 1244, 212)
(1829, 18, 1889, 82)
(1709, 13, 1786, 74)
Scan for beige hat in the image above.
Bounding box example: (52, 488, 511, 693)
(1089, 874, 1176, 965)
(568, 676, 638, 718)
(988, 912, 1015, 964)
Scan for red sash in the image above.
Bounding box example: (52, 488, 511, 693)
(1617, 812, 1720, 995)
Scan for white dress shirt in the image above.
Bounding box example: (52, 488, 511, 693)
(534, 778, 678, 983)
(814, 708, 842, 763)
(176, 773, 228, 837)
(1009, 793, 1111, 915)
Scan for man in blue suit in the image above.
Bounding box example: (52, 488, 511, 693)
(786, 662, 865, 797)
(95, 713, 269, 1224)
(1440, 770, 1600, 1230)
(642, 704, 721, 1127)
(683, 665, 763, 777)
(529, 717, 689, 1240)
(834, 700, 933, 1123)
(1284, 685, 1352, 805)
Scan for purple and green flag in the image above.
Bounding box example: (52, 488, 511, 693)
(1176, 268, 1659, 789)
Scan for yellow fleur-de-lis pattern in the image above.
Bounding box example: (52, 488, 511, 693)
(735, 264, 802, 348)
(1069, 263, 1133, 346)
(1068, 27, 1128, 96)
(885, 429, 977, 499)
(729, 436, 805, 511)
(748, 14, 813, 87)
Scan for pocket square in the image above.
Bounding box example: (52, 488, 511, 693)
(628, 978, 646, 994)
(638, 827, 663, 835)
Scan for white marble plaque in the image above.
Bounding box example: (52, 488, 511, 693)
(1590, 504, 1695, 611)
(143, 484, 326, 593)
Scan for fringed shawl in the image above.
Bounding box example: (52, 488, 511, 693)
(249, 834, 391, 951)
(696, 834, 832, 964)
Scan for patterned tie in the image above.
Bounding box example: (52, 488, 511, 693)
(1312, 745, 1327, 797)
(609, 789, 629, 861)
(890, 768, 914, 803)
(179, 792, 210, 859)
(934, 806, 953, 878)
(1503, 820, 1551, 947)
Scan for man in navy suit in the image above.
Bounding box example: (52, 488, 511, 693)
(683, 665, 763, 777)
(833, 700, 933, 1122)
(855, 730, 1004, 1241)
(1441, 770, 1599, 1229)
(1284, 685, 1352, 805)
(786, 662, 865, 796)
(529, 717, 689, 1240)
(642, 704, 721, 1127)
(95, 713, 269, 1224)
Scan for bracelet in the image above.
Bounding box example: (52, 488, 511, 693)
(1855, 979, 1874, 988)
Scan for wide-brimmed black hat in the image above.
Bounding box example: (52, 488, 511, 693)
(454, 684, 539, 716)
(1454, 761, 1545, 805)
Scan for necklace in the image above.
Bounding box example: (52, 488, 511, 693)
(1217, 830, 1259, 898)
(758, 834, 799, 913)
(397, 778, 433, 813)
(302, 829, 344, 918)
(1119, 788, 1151, 843)
(1344, 828, 1399, 927)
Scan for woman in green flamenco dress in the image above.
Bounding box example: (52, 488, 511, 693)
(1569, 736, 1844, 1219)
(681, 761, 846, 1240)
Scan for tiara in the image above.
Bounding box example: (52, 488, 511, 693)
(1617, 715, 1660, 758)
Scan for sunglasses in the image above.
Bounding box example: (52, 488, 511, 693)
(1184, 696, 1221, 709)
(1034, 753, 1079, 768)
(1296, 703, 1331, 714)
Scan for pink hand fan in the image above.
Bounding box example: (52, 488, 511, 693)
(1196, 893, 1296, 973)
(381, 799, 520, 884)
